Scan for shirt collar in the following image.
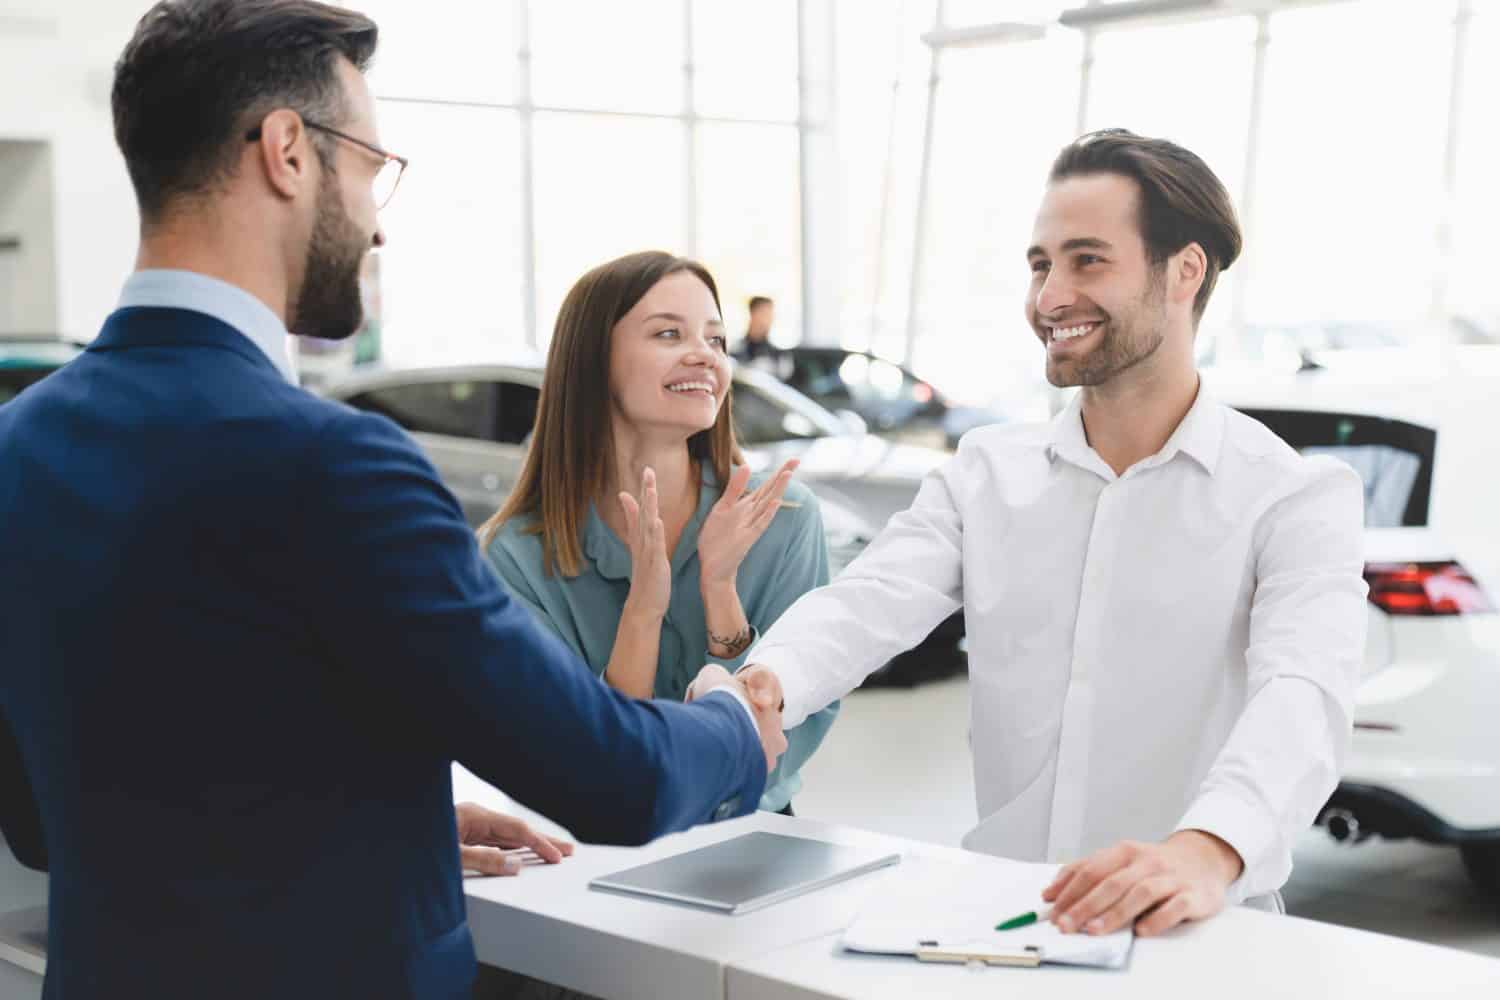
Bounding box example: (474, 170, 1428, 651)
(583, 467, 723, 582)
(117, 270, 298, 384)
(1045, 380, 1224, 478)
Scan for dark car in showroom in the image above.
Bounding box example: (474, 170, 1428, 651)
(759, 345, 1007, 450)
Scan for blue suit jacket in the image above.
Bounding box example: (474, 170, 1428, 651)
(0, 307, 766, 999)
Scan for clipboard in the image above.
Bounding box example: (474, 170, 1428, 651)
(838, 858, 1134, 970)
(915, 944, 1043, 968)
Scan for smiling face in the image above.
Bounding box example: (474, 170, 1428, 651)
(608, 270, 732, 438)
(1025, 173, 1171, 388)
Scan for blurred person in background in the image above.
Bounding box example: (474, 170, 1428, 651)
(482, 252, 839, 818)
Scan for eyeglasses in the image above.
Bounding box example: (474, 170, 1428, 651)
(245, 120, 408, 209)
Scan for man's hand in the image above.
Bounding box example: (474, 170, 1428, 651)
(686, 664, 788, 774)
(455, 801, 574, 877)
(734, 662, 784, 715)
(1042, 830, 1243, 937)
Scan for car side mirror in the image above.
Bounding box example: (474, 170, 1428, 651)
(834, 409, 868, 436)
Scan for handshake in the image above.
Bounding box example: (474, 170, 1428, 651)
(686, 663, 787, 774)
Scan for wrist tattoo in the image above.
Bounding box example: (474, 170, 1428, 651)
(707, 624, 753, 658)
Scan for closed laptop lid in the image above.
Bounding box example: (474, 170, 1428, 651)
(589, 831, 902, 915)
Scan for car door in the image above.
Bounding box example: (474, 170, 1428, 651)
(342, 375, 539, 527)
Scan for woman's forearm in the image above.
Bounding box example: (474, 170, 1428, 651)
(702, 581, 753, 660)
(603, 602, 664, 699)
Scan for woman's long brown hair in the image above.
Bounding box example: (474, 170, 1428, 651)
(478, 251, 744, 577)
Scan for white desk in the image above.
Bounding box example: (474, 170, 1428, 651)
(725, 907, 1500, 999)
(458, 783, 927, 999)
(456, 768, 1500, 1000)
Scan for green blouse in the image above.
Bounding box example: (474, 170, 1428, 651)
(484, 472, 839, 812)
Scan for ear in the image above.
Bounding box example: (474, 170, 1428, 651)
(248, 109, 316, 202)
(1171, 242, 1208, 309)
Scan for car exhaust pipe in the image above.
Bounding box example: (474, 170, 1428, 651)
(1324, 808, 1366, 844)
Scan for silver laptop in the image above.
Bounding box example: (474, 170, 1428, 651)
(589, 831, 902, 915)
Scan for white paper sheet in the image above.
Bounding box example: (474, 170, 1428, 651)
(839, 858, 1133, 969)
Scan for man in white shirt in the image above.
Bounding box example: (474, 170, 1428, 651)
(695, 129, 1367, 938)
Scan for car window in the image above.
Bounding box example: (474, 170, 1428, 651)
(0, 369, 53, 406)
(1238, 409, 1436, 528)
(837, 354, 920, 405)
(731, 383, 827, 445)
(788, 353, 850, 400)
(496, 381, 540, 445)
(346, 380, 499, 441)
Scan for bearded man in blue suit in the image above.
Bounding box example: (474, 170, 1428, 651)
(0, 2, 786, 997)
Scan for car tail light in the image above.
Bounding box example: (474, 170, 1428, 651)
(1364, 561, 1494, 616)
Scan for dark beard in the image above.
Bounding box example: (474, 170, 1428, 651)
(288, 171, 367, 341)
(1045, 268, 1168, 388)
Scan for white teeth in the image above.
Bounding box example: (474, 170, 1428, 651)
(667, 381, 714, 393)
(1051, 323, 1097, 341)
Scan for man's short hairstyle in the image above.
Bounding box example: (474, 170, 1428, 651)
(748, 296, 774, 313)
(112, 0, 378, 223)
(1049, 129, 1242, 324)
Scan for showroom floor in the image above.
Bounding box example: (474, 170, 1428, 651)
(795, 676, 1500, 959)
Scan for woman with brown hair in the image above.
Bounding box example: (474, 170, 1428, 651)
(480, 251, 838, 813)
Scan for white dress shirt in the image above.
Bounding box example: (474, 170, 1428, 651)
(117, 269, 299, 384)
(752, 385, 1367, 900)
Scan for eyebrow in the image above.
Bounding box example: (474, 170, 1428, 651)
(642, 312, 724, 327)
(1026, 237, 1115, 259)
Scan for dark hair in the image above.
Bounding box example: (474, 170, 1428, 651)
(748, 296, 774, 312)
(1049, 129, 1242, 324)
(480, 252, 744, 577)
(112, 0, 379, 223)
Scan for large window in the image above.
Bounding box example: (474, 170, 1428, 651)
(1085, 16, 1259, 346)
(531, 115, 687, 347)
(1245, 1, 1453, 338)
(359, 1, 515, 105)
(1449, 3, 1500, 342)
(692, 0, 799, 121)
(696, 123, 802, 347)
(372, 102, 524, 365)
(530, 0, 683, 115)
(910, 30, 1083, 418)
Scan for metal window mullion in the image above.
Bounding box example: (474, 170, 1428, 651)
(870, 0, 909, 348)
(517, 0, 539, 351)
(1432, 0, 1472, 330)
(903, 0, 944, 368)
(684, 0, 700, 259)
(1228, 11, 1270, 362)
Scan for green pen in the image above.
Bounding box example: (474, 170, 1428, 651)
(995, 906, 1052, 932)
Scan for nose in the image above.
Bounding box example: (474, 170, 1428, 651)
(1035, 267, 1075, 317)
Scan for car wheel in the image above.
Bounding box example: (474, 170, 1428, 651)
(1460, 844, 1500, 897)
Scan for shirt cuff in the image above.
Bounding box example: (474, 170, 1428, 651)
(701, 686, 758, 732)
(1176, 789, 1281, 905)
(736, 651, 812, 729)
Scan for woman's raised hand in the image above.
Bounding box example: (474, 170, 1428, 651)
(697, 460, 799, 588)
(618, 467, 672, 621)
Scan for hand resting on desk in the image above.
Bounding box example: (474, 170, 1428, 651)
(456, 801, 575, 877)
(1043, 829, 1244, 938)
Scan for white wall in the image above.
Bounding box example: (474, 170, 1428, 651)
(0, 141, 59, 333)
(0, 1, 140, 340)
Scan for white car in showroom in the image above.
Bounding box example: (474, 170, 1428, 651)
(1208, 361, 1500, 895)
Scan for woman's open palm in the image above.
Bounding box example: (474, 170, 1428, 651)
(697, 461, 799, 587)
